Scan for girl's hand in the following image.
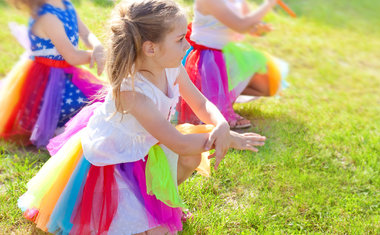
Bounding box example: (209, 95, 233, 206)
(90, 45, 106, 75)
(250, 22, 273, 36)
(266, 0, 277, 7)
(230, 131, 266, 152)
(205, 122, 230, 170)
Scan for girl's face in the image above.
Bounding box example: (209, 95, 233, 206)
(155, 15, 190, 68)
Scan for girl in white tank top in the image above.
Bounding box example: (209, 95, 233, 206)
(178, 0, 290, 129)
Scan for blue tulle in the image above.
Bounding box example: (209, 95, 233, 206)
(47, 156, 91, 234)
(182, 46, 193, 65)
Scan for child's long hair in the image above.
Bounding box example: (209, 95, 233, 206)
(7, 0, 45, 17)
(107, 0, 183, 112)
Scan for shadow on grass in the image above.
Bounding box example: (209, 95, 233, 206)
(232, 100, 314, 165)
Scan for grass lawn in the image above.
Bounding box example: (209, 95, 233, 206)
(0, 0, 379, 234)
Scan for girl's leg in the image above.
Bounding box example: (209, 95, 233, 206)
(177, 155, 202, 185)
(242, 73, 270, 97)
(136, 226, 175, 235)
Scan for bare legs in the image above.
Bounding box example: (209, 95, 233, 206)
(135, 226, 174, 235)
(229, 73, 271, 129)
(177, 155, 202, 185)
(241, 73, 271, 97)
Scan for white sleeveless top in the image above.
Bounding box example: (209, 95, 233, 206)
(191, 0, 244, 49)
(81, 67, 180, 166)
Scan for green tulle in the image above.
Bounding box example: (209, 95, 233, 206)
(223, 42, 268, 91)
(146, 145, 186, 208)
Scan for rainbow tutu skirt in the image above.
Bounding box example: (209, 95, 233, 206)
(18, 103, 213, 234)
(0, 56, 103, 147)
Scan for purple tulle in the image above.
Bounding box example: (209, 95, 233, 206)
(47, 102, 101, 156)
(199, 50, 238, 121)
(30, 68, 66, 147)
(117, 159, 183, 233)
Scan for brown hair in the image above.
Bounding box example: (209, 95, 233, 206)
(106, 0, 184, 112)
(7, 0, 45, 17)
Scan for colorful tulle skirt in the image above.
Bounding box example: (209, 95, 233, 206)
(0, 56, 103, 147)
(178, 25, 289, 124)
(19, 102, 213, 234)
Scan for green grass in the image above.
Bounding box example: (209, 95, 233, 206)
(0, 0, 379, 234)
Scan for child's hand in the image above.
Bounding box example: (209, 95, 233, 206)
(204, 122, 230, 170)
(230, 131, 266, 152)
(90, 45, 106, 75)
(266, 0, 277, 7)
(249, 22, 273, 37)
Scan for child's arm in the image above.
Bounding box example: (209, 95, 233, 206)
(177, 66, 227, 130)
(120, 90, 211, 156)
(35, 14, 91, 65)
(177, 66, 230, 156)
(121, 90, 265, 165)
(177, 66, 243, 166)
(77, 16, 106, 75)
(242, 0, 251, 15)
(197, 0, 277, 33)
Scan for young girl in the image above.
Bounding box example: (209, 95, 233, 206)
(18, 0, 266, 234)
(178, 0, 289, 129)
(0, 0, 105, 147)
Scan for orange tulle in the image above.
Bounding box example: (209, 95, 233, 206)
(33, 139, 83, 231)
(265, 53, 282, 96)
(0, 58, 33, 135)
(176, 124, 214, 177)
(0, 59, 51, 144)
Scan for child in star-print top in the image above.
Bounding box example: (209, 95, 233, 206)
(0, 0, 105, 147)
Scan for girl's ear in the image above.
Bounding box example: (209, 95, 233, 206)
(142, 41, 156, 57)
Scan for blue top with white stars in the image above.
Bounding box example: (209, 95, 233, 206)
(29, 0, 79, 61)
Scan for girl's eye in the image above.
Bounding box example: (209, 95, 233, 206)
(178, 37, 184, 42)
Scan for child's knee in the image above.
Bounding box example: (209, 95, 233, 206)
(179, 155, 202, 171)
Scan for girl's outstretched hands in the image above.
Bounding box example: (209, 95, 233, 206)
(230, 131, 266, 152)
(90, 44, 106, 75)
(250, 22, 273, 37)
(204, 122, 230, 170)
(208, 130, 266, 170)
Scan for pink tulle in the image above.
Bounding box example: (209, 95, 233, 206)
(179, 49, 238, 124)
(47, 102, 102, 156)
(70, 165, 119, 235)
(131, 158, 183, 232)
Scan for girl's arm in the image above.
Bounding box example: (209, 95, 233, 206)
(242, 0, 251, 15)
(120, 90, 265, 162)
(121, 85, 265, 168)
(77, 16, 101, 49)
(177, 65, 231, 164)
(120, 90, 211, 156)
(77, 16, 105, 75)
(196, 0, 276, 33)
(177, 66, 227, 128)
(37, 14, 91, 65)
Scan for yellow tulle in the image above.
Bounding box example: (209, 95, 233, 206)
(20, 132, 83, 231)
